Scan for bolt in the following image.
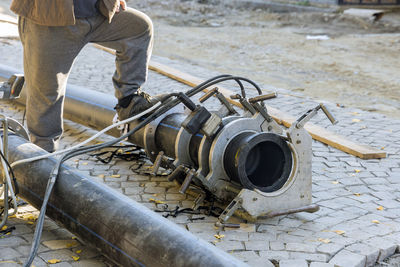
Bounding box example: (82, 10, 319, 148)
(252, 197, 258, 201)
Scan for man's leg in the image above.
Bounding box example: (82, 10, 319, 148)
(19, 17, 87, 152)
(88, 8, 153, 100)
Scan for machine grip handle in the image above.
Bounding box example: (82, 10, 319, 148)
(167, 165, 186, 182)
(179, 169, 195, 194)
(320, 103, 338, 125)
(248, 93, 277, 103)
(199, 87, 218, 103)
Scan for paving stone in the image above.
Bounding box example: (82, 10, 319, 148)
(19, 257, 48, 266)
(309, 262, 335, 267)
(165, 194, 187, 201)
(231, 251, 259, 262)
(220, 231, 249, 242)
(376, 199, 400, 209)
(0, 236, 28, 247)
(279, 259, 308, 267)
(0, 248, 21, 260)
(186, 223, 217, 233)
(270, 241, 285, 251)
(364, 237, 397, 261)
(70, 259, 108, 267)
(316, 243, 345, 257)
(124, 187, 144, 195)
(259, 250, 290, 261)
(52, 263, 73, 267)
(144, 186, 166, 194)
(285, 242, 317, 253)
(329, 250, 366, 267)
(15, 245, 50, 256)
(246, 258, 275, 267)
(344, 230, 375, 241)
(215, 240, 244, 251)
(346, 243, 380, 267)
(279, 217, 304, 228)
(289, 252, 329, 262)
(38, 249, 80, 262)
(248, 232, 276, 241)
(277, 233, 307, 243)
(0, 261, 20, 267)
(43, 219, 61, 231)
(287, 228, 316, 239)
(42, 240, 80, 250)
(244, 240, 269, 251)
(12, 224, 33, 235)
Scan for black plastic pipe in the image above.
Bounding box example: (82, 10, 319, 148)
(6, 133, 246, 267)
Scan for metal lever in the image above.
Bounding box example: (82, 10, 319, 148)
(248, 92, 277, 103)
(252, 103, 273, 122)
(199, 87, 218, 103)
(320, 103, 338, 125)
(230, 94, 257, 114)
(230, 94, 241, 100)
(151, 151, 164, 175)
(167, 165, 187, 182)
(179, 169, 196, 194)
(200, 88, 237, 115)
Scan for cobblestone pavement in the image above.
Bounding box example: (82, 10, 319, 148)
(0, 31, 399, 267)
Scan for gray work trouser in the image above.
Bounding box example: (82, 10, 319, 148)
(18, 8, 153, 152)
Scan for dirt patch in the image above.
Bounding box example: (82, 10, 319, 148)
(138, 0, 400, 118)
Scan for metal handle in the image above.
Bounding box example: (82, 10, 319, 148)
(199, 87, 218, 103)
(167, 165, 186, 182)
(320, 103, 338, 125)
(179, 169, 196, 194)
(230, 94, 241, 100)
(248, 92, 277, 103)
(151, 151, 164, 175)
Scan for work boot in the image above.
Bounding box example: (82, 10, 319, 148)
(115, 91, 162, 121)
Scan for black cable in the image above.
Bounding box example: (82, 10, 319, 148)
(188, 76, 263, 97)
